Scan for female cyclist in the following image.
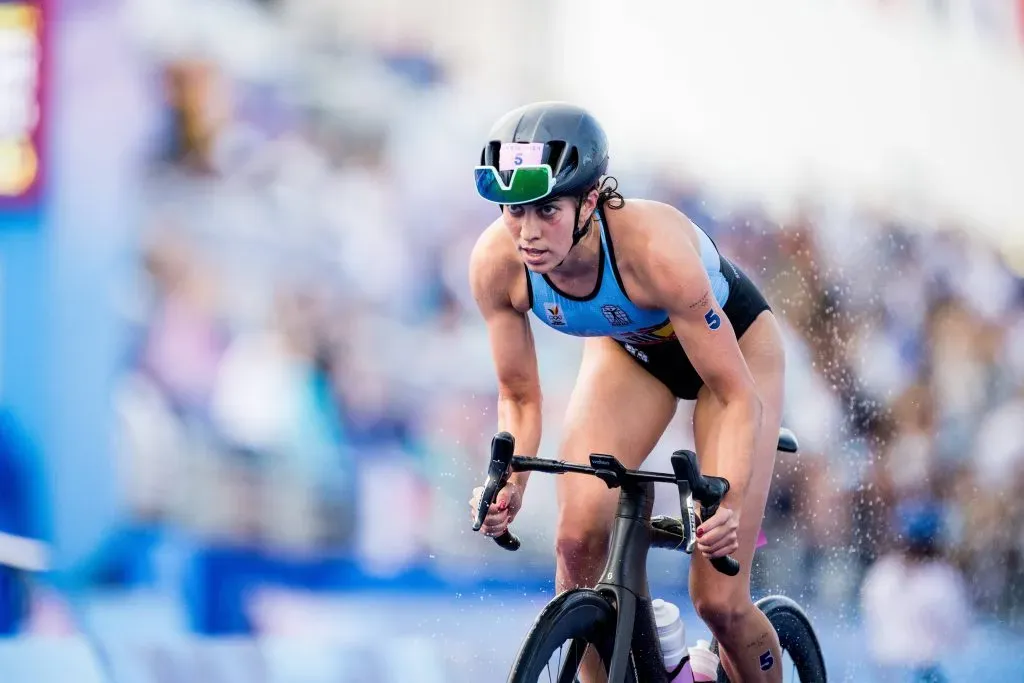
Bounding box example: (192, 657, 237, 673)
(467, 102, 786, 683)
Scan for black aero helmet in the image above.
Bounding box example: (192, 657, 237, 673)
(479, 102, 609, 198)
(476, 102, 610, 245)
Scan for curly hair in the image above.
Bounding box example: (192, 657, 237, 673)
(596, 175, 625, 210)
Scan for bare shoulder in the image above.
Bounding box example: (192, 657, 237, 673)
(469, 218, 530, 314)
(607, 198, 696, 235)
(603, 199, 701, 307)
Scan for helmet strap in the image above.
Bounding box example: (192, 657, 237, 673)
(571, 197, 590, 246)
(555, 197, 593, 268)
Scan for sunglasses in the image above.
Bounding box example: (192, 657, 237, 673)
(474, 164, 556, 205)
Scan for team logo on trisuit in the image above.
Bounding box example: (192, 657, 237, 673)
(601, 304, 632, 326)
(623, 344, 649, 363)
(544, 302, 566, 326)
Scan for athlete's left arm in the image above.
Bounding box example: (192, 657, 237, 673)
(635, 205, 763, 516)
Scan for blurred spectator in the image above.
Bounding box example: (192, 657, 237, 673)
(210, 285, 352, 553)
(160, 59, 230, 173)
(860, 499, 971, 682)
(137, 229, 227, 423)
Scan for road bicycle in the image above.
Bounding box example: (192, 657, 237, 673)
(473, 428, 827, 682)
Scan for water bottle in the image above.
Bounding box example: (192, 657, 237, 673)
(652, 599, 689, 681)
(688, 639, 721, 682)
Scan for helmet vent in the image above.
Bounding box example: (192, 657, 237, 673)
(482, 140, 501, 166)
(544, 141, 566, 173)
(558, 145, 579, 178)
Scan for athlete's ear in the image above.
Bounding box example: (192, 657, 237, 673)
(578, 188, 600, 225)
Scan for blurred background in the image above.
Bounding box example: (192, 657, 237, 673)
(0, 0, 1023, 681)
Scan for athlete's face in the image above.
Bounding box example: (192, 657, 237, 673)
(503, 191, 598, 273)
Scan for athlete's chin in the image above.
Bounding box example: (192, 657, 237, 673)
(523, 260, 554, 274)
(520, 248, 557, 272)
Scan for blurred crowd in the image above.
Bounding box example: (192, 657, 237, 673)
(82, 0, 1024, 640)
(719, 194, 1024, 625)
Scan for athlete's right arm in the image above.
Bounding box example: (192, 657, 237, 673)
(469, 229, 542, 493)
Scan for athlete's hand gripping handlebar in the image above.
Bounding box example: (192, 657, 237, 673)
(471, 431, 521, 551)
(671, 450, 740, 577)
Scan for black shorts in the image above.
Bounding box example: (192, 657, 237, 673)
(614, 257, 772, 400)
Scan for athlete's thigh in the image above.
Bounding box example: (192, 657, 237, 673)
(556, 337, 678, 533)
(689, 312, 786, 593)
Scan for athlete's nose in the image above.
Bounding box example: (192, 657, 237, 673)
(520, 213, 543, 241)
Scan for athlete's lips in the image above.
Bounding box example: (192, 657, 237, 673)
(521, 247, 547, 257)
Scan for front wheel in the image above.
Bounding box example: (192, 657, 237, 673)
(713, 595, 827, 683)
(507, 588, 638, 683)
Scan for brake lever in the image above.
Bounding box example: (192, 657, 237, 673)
(677, 480, 698, 555)
(671, 450, 740, 577)
(472, 432, 516, 532)
(472, 432, 522, 551)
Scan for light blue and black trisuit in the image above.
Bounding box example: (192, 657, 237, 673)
(525, 206, 772, 400)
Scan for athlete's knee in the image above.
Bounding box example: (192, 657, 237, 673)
(554, 520, 610, 584)
(692, 584, 751, 636)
